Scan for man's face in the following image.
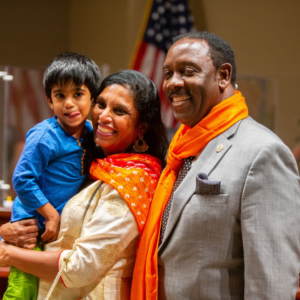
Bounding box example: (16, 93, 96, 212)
(163, 38, 222, 127)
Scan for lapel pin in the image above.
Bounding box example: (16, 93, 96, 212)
(216, 144, 223, 153)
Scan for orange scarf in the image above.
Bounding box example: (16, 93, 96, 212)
(89, 153, 162, 234)
(131, 91, 248, 299)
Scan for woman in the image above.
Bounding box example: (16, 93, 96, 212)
(0, 70, 168, 299)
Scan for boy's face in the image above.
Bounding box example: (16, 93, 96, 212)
(47, 81, 92, 136)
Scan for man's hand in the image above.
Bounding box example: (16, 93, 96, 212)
(0, 219, 39, 249)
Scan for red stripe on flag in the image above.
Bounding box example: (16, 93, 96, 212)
(132, 41, 148, 71)
(149, 48, 161, 81)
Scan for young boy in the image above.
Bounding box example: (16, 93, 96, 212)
(4, 52, 101, 300)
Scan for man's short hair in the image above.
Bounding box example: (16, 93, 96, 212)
(172, 31, 236, 85)
(43, 52, 101, 101)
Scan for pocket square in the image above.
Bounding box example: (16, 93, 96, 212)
(195, 173, 221, 195)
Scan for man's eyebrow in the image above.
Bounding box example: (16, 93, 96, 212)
(163, 60, 200, 69)
(184, 60, 198, 65)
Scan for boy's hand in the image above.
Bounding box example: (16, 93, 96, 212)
(36, 203, 60, 243)
(41, 215, 60, 243)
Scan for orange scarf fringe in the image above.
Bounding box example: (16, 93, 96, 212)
(89, 153, 162, 234)
(131, 91, 248, 299)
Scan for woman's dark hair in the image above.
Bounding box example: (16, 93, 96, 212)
(87, 70, 169, 165)
(43, 52, 101, 101)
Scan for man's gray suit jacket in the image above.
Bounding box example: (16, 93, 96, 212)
(158, 116, 300, 300)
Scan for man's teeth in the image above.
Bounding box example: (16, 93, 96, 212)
(98, 125, 114, 133)
(172, 96, 190, 102)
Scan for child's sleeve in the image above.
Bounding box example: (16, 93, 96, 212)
(12, 127, 58, 212)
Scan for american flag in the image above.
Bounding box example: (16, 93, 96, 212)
(130, 0, 195, 128)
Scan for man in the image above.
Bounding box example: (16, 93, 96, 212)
(131, 31, 300, 299)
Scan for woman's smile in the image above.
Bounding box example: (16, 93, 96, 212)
(97, 122, 116, 136)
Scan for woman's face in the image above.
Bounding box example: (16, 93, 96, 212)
(92, 84, 143, 157)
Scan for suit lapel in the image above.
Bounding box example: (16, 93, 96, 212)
(158, 120, 243, 251)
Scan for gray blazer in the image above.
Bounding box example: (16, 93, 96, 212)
(158, 117, 300, 300)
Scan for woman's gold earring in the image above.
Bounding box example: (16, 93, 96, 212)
(133, 135, 149, 152)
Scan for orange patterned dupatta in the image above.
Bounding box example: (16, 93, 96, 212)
(89, 153, 162, 234)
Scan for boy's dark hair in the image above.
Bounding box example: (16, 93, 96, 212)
(43, 52, 101, 101)
(173, 31, 237, 85)
(88, 70, 169, 165)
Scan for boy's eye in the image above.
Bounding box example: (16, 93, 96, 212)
(55, 93, 64, 99)
(75, 92, 83, 97)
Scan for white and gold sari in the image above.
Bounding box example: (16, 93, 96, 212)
(38, 180, 138, 300)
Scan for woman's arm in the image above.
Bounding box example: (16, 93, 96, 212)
(57, 183, 139, 288)
(0, 219, 39, 249)
(0, 241, 59, 282)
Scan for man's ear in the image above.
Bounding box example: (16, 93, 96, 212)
(218, 63, 232, 91)
(46, 97, 54, 109)
(138, 122, 148, 136)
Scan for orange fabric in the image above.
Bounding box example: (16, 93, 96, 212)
(131, 91, 248, 300)
(89, 153, 162, 234)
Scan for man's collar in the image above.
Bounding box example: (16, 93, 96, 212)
(222, 118, 245, 139)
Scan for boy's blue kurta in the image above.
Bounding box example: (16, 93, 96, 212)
(11, 116, 93, 226)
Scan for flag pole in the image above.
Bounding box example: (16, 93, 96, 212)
(129, 0, 154, 69)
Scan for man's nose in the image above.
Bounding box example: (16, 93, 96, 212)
(166, 73, 184, 90)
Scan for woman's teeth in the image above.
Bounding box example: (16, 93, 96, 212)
(98, 125, 114, 133)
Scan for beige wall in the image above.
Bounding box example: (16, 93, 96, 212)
(0, 0, 69, 69)
(194, 0, 300, 149)
(0, 0, 299, 149)
(69, 0, 146, 74)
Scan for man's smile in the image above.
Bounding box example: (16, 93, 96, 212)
(171, 95, 191, 104)
(171, 96, 191, 106)
(169, 93, 192, 107)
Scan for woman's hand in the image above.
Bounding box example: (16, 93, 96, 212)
(0, 241, 11, 267)
(0, 240, 60, 281)
(0, 219, 39, 249)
